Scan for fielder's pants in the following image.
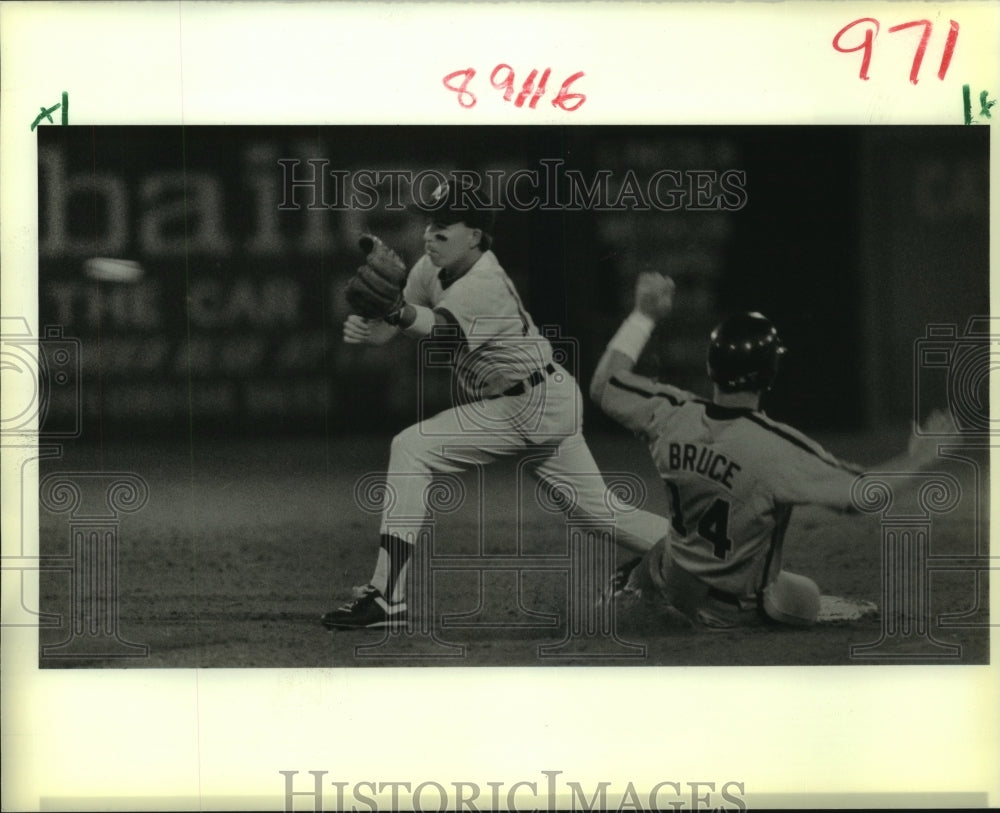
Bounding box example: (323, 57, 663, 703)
(379, 365, 670, 554)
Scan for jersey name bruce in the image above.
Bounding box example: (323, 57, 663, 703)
(665, 442, 741, 490)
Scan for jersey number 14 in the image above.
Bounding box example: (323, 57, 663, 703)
(664, 480, 734, 560)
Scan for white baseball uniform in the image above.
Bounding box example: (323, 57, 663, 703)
(371, 251, 671, 603)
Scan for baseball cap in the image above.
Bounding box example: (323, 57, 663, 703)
(412, 178, 497, 235)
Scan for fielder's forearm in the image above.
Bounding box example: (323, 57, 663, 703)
(360, 319, 400, 346)
(391, 303, 444, 338)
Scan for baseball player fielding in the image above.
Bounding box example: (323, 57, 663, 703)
(322, 180, 671, 630)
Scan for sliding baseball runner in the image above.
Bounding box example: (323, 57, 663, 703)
(590, 272, 948, 628)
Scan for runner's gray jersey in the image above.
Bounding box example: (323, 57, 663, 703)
(600, 371, 863, 600)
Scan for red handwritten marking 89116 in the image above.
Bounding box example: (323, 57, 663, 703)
(443, 66, 586, 111)
(833, 18, 959, 84)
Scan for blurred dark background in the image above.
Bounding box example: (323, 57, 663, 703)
(36, 125, 989, 443)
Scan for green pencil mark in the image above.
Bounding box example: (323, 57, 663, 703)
(964, 84, 996, 124)
(29, 91, 69, 130)
(30, 102, 60, 131)
(977, 89, 994, 119)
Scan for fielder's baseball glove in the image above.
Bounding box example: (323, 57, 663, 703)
(344, 234, 408, 320)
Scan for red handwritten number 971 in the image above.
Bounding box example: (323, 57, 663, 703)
(833, 18, 959, 84)
(442, 66, 586, 111)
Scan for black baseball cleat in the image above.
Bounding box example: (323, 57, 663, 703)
(321, 585, 407, 630)
(596, 556, 643, 608)
(611, 556, 642, 595)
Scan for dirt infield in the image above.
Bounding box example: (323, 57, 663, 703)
(37, 431, 988, 668)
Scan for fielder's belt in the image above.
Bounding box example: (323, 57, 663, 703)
(491, 363, 556, 399)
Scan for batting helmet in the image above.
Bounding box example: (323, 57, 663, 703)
(707, 311, 787, 393)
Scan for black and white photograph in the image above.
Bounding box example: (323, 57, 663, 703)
(32, 123, 989, 668)
(3, 3, 998, 811)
